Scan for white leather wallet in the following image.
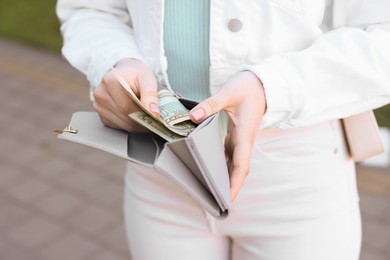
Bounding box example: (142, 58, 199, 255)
(342, 111, 384, 162)
(56, 109, 383, 217)
(57, 111, 230, 218)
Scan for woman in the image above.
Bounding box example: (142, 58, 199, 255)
(57, 0, 390, 259)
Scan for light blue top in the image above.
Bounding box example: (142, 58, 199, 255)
(163, 0, 210, 102)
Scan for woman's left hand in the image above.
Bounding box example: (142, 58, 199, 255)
(189, 71, 267, 202)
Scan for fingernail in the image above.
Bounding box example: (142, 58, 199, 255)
(149, 103, 160, 114)
(191, 108, 205, 121)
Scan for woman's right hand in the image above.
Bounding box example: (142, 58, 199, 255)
(93, 58, 160, 132)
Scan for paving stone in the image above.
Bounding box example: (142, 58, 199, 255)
(49, 140, 93, 160)
(32, 155, 76, 181)
(32, 133, 60, 150)
(7, 216, 63, 249)
(359, 191, 389, 220)
(0, 232, 5, 251)
(35, 166, 77, 183)
(23, 106, 55, 126)
(85, 180, 123, 207)
(383, 204, 390, 225)
(0, 74, 22, 90)
(34, 128, 58, 142)
(95, 161, 127, 184)
(4, 118, 40, 140)
(384, 245, 390, 260)
(88, 250, 130, 260)
(66, 204, 117, 235)
(2, 95, 27, 113)
(0, 201, 34, 230)
(0, 244, 40, 260)
(0, 115, 13, 132)
(101, 222, 130, 254)
(75, 149, 120, 170)
(0, 163, 23, 188)
(1, 143, 47, 168)
(41, 233, 99, 260)
(360, 249, 388, 260)
(357, 167, 390, 196)
(37, 190, 84, 219)
(0, 195, 6, 205)
(4, 177, 55, 204)
(362, 221, 390, 252)
(0, 133, 24, 151)
(61, 170, 106, 194)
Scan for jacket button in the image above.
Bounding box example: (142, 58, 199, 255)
(228, 19, 243, 32)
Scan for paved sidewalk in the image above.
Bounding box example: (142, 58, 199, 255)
(0, 39, 128, 260)
(0, 38, 389, 260)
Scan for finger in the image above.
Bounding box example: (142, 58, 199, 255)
(93, 102, 142, 132)
(94, 84, 139, 125)
(95, 100, 141, 130)
(189, 93, 228, 124)
(105, 67, 141, 96)
(229, 140, 252, 202)
(101, 75, 143, 119)
(228, 127, 254, 201)
(137, 74, 160, 117)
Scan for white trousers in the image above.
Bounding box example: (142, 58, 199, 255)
(124, 120, 362, 260)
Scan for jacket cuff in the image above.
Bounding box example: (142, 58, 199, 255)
(241, 60, 303, 129)
(87, 48, 147, 97)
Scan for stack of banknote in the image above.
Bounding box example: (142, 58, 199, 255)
(111, 67, 197, 142)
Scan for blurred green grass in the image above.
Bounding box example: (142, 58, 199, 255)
(0, 0, 62, 52)
(375, 106, 390, 128)
(0, 0, 389, 127)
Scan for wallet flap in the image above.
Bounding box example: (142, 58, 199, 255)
(57, 112, 130, 160)
(168, 141, 209, 190)
(155, 145, 224, 218)
(185, 113, 230, 211)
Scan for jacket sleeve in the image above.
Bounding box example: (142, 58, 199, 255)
(56, 0, 146, 91)
(244, 0, 390, 129)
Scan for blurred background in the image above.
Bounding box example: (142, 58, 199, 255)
(0, 1, 389, 260)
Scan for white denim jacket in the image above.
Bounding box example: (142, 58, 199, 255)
(56, 0, 390, 129)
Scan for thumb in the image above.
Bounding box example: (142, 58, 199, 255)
(189, 94, 226, 124)
(138, 76, 160, 117)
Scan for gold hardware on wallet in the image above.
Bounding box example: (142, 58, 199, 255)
(342, 111, 384, 162)
(53, 126, 78, 135)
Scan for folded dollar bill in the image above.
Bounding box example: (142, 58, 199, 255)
(110, 66, 196, 141)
